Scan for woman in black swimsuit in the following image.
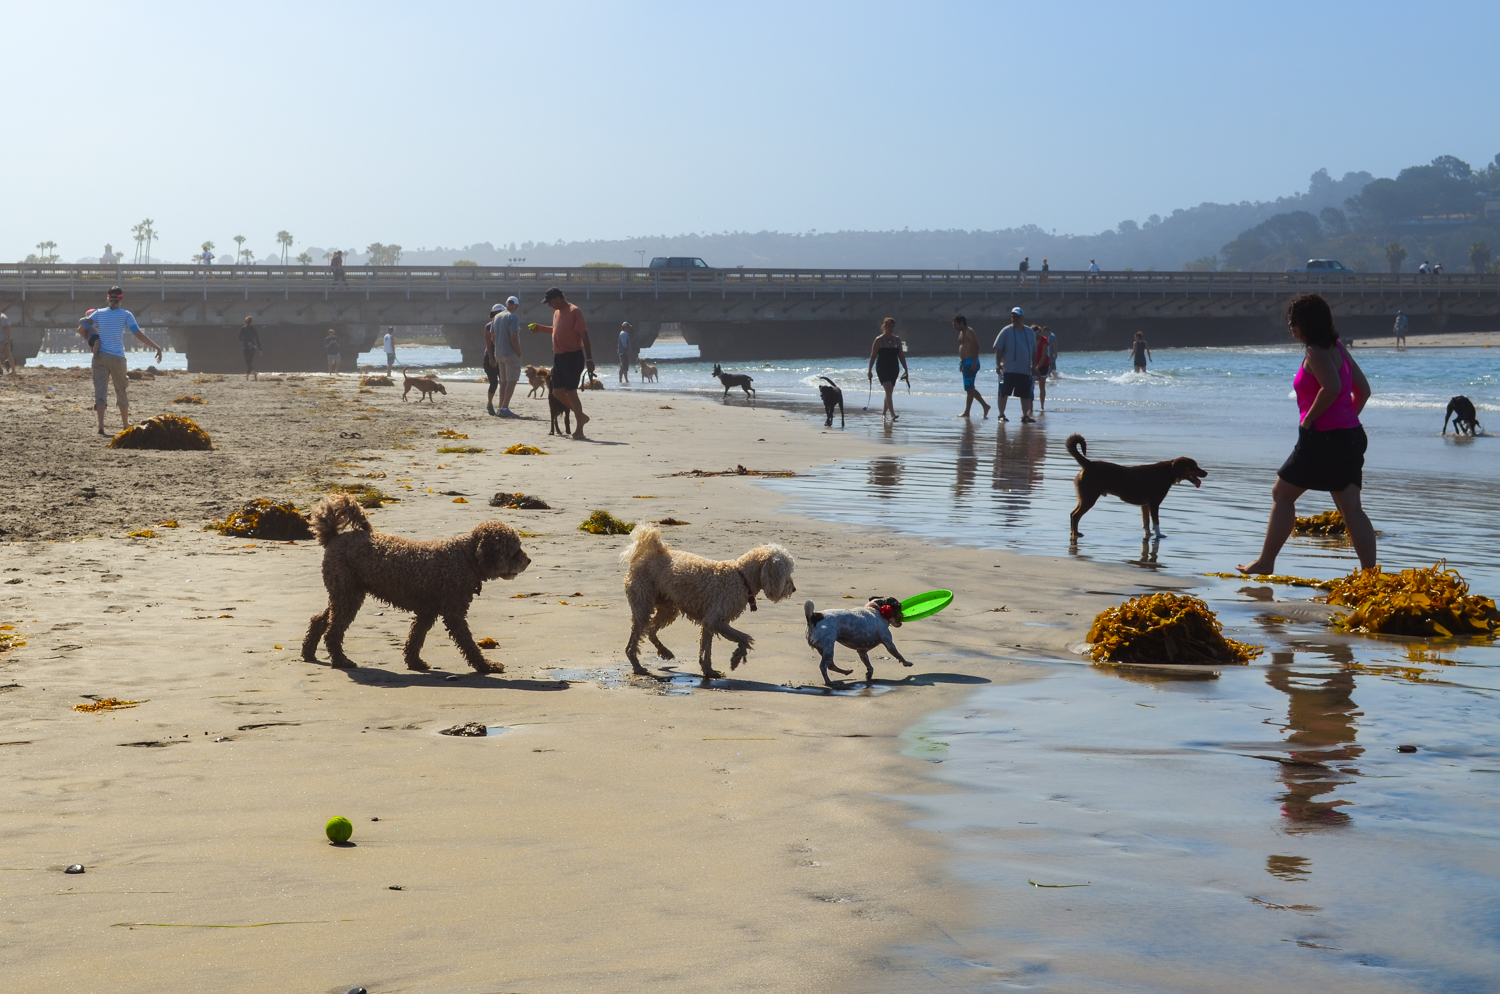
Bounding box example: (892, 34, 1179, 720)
(866, 317, 909, 421)
(1129, 331, 1151, 372)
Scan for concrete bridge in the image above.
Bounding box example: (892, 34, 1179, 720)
(3, 263, 1496, 370)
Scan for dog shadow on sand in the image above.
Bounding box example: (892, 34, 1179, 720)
(640, 666, 990, 696)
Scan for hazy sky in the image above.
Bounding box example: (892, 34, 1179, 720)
(5, 1, 1495, 263)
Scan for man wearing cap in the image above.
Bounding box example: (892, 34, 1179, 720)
(486, 296, 523, 417)
(79, 286, 163, 436)
(617, 322, 633, 385)
(993, 306, 1037, 424)
(530, 288, 594, 438)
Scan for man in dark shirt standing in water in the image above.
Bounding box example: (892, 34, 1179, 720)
(530, 287, 595, 439)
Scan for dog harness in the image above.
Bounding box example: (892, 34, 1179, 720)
(736, 570, 758, 611)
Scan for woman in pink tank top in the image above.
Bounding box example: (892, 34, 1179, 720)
(1239, 293, 1377, 574)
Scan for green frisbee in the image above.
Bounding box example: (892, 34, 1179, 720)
(900, 589, 953, 622)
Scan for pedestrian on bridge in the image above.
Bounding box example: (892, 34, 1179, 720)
(954, 315, 990, 419)
(1089, 259, 1100, 283)
(331, 250, 348, 287)
(1019, 257, 1030, 283)
(531, 287, 594, 439)
(240, 316, 262, 380)
(867, 317, 909, 422)
(993, 307, 1037, 424)
(79, 286, 163, 436)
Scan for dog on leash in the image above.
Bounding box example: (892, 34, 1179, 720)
(548, 385, 573, 437)
(712, 364, 756, 402)
(639, 360, 659, 383)
(1067, 433, 1206, 539)
(301, 494, 530, 673)
(401, 367, 447, 403)
(817, 376, 844, 427)
(621, 523, 796, 679)
(1443, 395, 1481, 435)
(524, 365, 551, 398)
(804, 596, 910, 686)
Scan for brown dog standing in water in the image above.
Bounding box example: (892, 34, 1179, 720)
(1067, 433, 1206, 539)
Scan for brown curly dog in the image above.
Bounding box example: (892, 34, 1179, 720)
(621, 523, 796, 679)
(302, 494, 530, 673)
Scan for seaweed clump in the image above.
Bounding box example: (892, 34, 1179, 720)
(109, 414, 213, 451)
(504, 444, 547, 455)
(172, 395, 208, 405)
(1087, 592, 1262, 665)
(578, 511, 635, 536)
(220, 500, 315, 541)
(361, 375, 394, 386)
(0, 623, 25, 653)
(1294, 509, 1346, 535)
(1319, 562, 1498, 639)
(489, 492, 551, 509)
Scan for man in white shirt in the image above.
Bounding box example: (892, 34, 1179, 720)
(993, 306, 1037, 423)
(79, 286, 164, 435)
(383, 329, 395, 374)
(617, 322, 633, 384)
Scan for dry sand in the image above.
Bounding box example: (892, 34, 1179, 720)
(0, 371, 1157, 992)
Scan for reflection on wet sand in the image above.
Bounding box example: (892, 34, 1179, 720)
(992, 424, 1046, 522)
(954, 419, 977, 499)
(1266, 649, 1362, 832)
(868, 456, 903, 493)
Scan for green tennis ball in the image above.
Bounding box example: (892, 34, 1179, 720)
(325, 816, 353, 844)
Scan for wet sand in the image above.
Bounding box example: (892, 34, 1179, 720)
(0, 375, 1152, 992)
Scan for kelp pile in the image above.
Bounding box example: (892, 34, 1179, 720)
(0, 623, 25, 653)
(1205, 571, 1334, 590)
(436, 429, 468, 439)
(219, 499, 315, 541)
(504, 444, 547, 455)
(578, 511, 635, 535)
(361, 375, 394, 386)
(74, 697, 144, 713)
(172, 395, 208, 405)
(1320, 562, 1498, 638)
(489, 492, 550, 509)
(1294, 509, 1346, 535)
(438, 446, 484, 454)
(1087, 592, 1262, 665)
(110, 414, 213, 450)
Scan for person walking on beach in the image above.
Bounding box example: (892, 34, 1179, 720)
(323, 329, 341, 375)
(529, 287, 595, 439)
(866, 317, 909, 421)
(483, 308, 501, 415)
(993, 307, 1037, 423)
(1239, 293, 1375, 575)
(383, 329, 396, 374)
(618, 322, 633, 385)
(1129, 331, 1152, 372)
(1033, 326, 1054, 412)
(0, 312, 14, 375)
(1393, 310, 1407, 349)
(78, 286, 164, 435)
(239, 316, 262, 380)
(954, 315, 990, 419)
(492, 296, 523, 417)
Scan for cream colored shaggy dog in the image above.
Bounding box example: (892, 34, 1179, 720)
(302, 494, 530, 673)
(621, 523, 796, 678)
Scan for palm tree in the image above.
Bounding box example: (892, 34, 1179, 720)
(1385, 242, 1408, 274)
(295, 251, 312, 266)
(276, 230, 294, 264)
(35, 240, 58, 264)
(233, 235, 247, 266)
(1470, 241, 1491, 274)
(131, 222, 146, 263)
(140, 219, 157, 263)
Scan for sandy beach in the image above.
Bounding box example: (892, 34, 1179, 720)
(0, 370, 1154, 992)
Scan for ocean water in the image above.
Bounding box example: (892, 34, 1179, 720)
(615, 345, 1500, 992)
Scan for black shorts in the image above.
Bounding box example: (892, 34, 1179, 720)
(552, 349, 586, 391)
(1278, 426, 1367, 492)
(1035, 363, 1051, 378)
(1000, 372, 1033, 399)
(483, 354, 499, 389)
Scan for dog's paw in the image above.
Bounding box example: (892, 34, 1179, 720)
(330, 658, 357, 670)
(473, 659, 505, 674)
(901, 660, 914, 667)
(701, 669, 725, 680)
(405, 657, 431, 672)
(654, 647, 676, 661)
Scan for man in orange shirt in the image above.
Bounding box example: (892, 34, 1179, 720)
(530, 287, 596, 439)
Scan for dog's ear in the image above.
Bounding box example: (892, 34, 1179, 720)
(757, 546, 796, 601)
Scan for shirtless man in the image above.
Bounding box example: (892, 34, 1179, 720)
(954, 314, 990, 418)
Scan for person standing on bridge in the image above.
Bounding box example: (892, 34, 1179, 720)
(618, 322, 633, 385)
(240, 316, 262, 381)
(1019, 257, 1030, 284)
(1393, 310, 1407, 349)
(530, 287, 594, 439)
(1089, 259, 1100, 283)
(80, 286, 163, 436)
(1040, 259, 1050, 284)
(954, 315, 990, 419)
(993, 307, 1037, 424)
(867, 317, 909, 421)
(331, 250, 348, 287)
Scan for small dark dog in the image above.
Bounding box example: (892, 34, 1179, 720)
(804, 597, 910, 686)
(1443, 395, 1481, 435)
(401, 367, 447, 403)
(1067, 433, 1206, 539)
(817, 376, 844, 427)
(548, 386, 573, 437)
(712, 363, 755, 401)
(302, 494, 530, 673)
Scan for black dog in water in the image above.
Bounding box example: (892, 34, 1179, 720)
(817, 376, 844, 427)
(712, 364, 756, 402)
(1443, 395, 1481, 435)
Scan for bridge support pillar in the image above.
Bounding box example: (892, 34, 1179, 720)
(170, 325, 366, 373)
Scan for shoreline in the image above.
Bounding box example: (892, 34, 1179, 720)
(0, 376, 1156, 992)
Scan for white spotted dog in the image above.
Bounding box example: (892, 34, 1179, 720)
(804, 596, 911, 687)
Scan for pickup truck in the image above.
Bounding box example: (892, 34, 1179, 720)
(1285, 259, 1353, 275)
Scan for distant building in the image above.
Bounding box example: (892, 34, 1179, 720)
(100, 243, 119, 264)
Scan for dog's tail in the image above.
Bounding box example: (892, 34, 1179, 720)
(804, 599, 824, 629)
(311, 493, 371, 546)
(1066, 433, 1090, 467)
(619, 522, 669, 566)
(818, 376, 839, 390)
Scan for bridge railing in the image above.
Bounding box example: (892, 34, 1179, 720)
(0, 263, 1494, 299)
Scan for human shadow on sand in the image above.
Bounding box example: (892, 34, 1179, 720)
(330, 663, 572, 692)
